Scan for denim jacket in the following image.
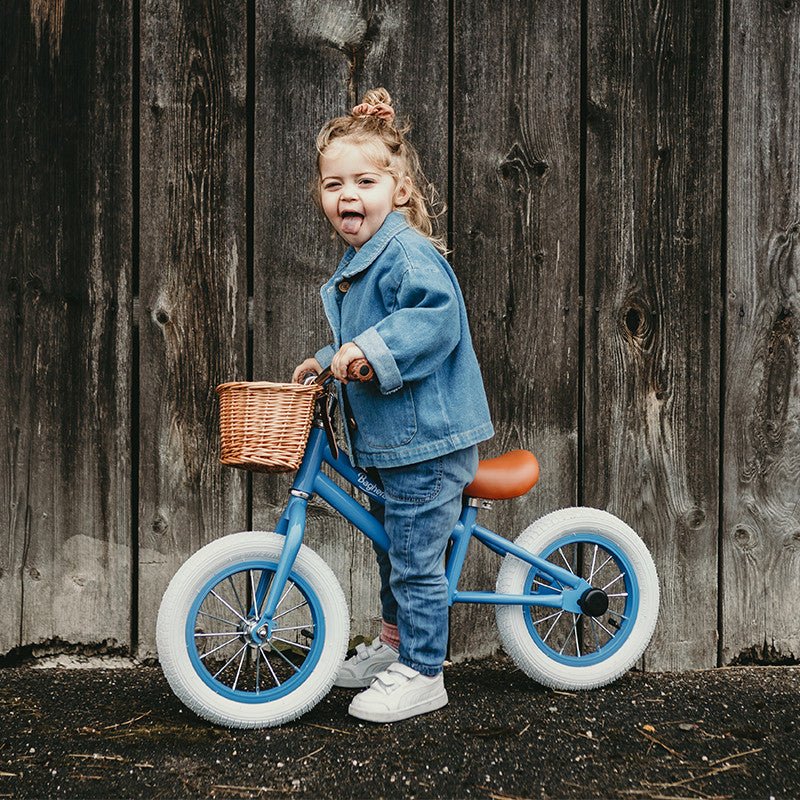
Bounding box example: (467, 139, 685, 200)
(315, 211, 494, 468)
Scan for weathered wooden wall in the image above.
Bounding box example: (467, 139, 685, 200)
(1, 1, 132, 655)
(2, 0, 799, 670)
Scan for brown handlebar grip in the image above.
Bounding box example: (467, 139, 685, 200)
(347, 358, 374, 382)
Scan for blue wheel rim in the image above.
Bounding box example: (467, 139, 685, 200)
(185, 560, 325, 703)
(522, 533, 640, 666)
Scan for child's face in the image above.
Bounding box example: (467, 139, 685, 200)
(319, 140, 410, 250)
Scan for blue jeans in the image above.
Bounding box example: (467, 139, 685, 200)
(367, 445, 479, 676)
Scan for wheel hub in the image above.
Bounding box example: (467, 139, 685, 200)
(578, 587, 610, 617)
(242, 619, 271, 649)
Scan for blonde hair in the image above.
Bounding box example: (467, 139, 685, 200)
(314, 88, 447, 253)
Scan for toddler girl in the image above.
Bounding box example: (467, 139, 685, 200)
(292, 88, 494, 722)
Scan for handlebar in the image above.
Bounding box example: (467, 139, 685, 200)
(300, 358, 375, 386)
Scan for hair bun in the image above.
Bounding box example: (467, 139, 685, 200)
(361, 87, 392, 107)
(351, 87, 395, 124)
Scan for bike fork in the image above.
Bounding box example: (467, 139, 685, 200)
(250, 495, 308, 640)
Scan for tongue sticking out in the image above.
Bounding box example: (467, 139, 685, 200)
(341, 214, 363, 235)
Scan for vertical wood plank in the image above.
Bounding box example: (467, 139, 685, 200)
(138, 0, 248, 657)
(722, 0, 800, 664)
(585, 0, 723, 670)
(0, 2, 132, 653)
(254, 0, 448, 643)
(451, 0, 581, 660)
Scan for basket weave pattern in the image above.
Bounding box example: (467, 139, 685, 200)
(216, 381, 322, 473)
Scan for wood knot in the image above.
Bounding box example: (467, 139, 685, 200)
(783, 531, 800, 551)
(625, 308, 645, 336)
(620, 301, 655, 348)
(152, 515, 169, 535)
(684, 508, 706, 530)
(154, 308, 170, 326)
(498, 144, 549, 183)
(733, 526, 757, 552)
(28, 568, 42, 581)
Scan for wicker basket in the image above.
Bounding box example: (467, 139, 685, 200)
(216, 381, 323, 473)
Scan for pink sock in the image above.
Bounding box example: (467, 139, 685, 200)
(379, 620, 400, 651)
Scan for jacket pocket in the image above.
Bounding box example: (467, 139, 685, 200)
(348, 383, 417, 450)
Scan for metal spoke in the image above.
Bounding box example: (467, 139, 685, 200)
(531, 610, 563, 626)
(194, 631, 246, 638)
(542, 611, 564, 644)
(593, 554, 614, 575)
(271, 643, 301, 673)
(197, 610, 239, 628)
(254, 570, 273, 619)
(212, 642, 249, 679)
(558, 548, 576, 574)
(591, 617, 602, 651)
(593, 617, 616, 637)
(273, 599, 309, 621)
(533, 577, 561, 591)
(199, 634, 242, 659)
(227, 575, 247, 618)
(255, 645, 261, 693)
(210, 590, 247, 623)
(260, 647, 281, 686)
(272, 636, 311, 652)
(248, 569, 258, 616)
(560, 614, 580, 656)
(277, 580, 296, 610)
(231, 645, 248, 691)
(271, 623, 314, 634)
(601, 572, 625, 592)
(572, 614, 581, 658)
(589, 545, 599, 583)
(607, 592, 629, 598)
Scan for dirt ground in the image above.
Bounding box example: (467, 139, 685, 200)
(0, 656, 797, 799)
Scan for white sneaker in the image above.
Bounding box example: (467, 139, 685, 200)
(333, 637, 399, 688)
(347, 662, 448, 723)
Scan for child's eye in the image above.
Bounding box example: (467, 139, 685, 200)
(359, 178, 376, 186)
(323, 181, 341, 190)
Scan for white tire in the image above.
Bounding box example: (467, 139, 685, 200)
(157, 531, 349, 728)
(496, 507, 659, 690)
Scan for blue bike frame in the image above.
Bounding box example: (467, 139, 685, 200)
(251, 426, 593, 641)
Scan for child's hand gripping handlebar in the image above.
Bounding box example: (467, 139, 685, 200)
(300, 358, 374, 386)
(342, 358, 375, 382)
(299, 358, 373, 459)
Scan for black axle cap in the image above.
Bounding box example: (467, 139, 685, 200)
(578, 587, 610, 617)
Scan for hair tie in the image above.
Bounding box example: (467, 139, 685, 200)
(351, 102, 395, 123)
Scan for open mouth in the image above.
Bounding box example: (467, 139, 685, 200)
(340, 211, 364, 235)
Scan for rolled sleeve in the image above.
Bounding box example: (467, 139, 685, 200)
(353, 326, 403, 394)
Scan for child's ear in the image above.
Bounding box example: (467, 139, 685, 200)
(393, 176, 412, 207)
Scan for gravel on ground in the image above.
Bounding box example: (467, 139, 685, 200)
(1, 656, 797, 799)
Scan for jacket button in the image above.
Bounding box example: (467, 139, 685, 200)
(338, 280, 350, 293)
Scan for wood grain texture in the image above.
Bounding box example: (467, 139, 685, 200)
(253, 0, 449, 644)
(0, 2, 132, 653)
(138, 0, 248, 656)
(450, 0, 581, 660)
(722, 0, 800, 664)
(585, 0, 723, 670)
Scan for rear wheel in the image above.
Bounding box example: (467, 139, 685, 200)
(157, 531, 349, 727)
(496, 507, 659, 689)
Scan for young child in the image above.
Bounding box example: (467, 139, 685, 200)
(292, 88, 494, 723)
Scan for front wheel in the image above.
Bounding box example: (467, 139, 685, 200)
(157, 531, 349, 727)
(496, 507, 659, 690)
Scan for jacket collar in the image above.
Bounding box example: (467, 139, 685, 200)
(334, 211, 409, 280)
